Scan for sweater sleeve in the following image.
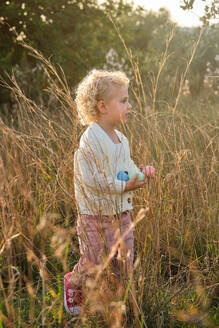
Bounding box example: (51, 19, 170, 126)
(129, 158, 140, 174)
(74, 141, 126, 195)
(123, 136, 140, 174)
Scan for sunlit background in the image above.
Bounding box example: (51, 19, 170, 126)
(100, 0, 217, 26)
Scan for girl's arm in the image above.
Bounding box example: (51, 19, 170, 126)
(126, 138, 141, 174)
(129, 158, 141, 174)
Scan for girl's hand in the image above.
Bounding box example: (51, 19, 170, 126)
(124, 174, 148, 192)
(139, 164, 155, 179)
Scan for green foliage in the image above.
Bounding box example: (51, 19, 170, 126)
(0, 0, 103, 79)
(180, 0, 219, 25)
(1, 0, 219, 110)
(0, 0, 135, 105)
(186, 26, 219, 95)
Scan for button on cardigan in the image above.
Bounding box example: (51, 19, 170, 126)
(74, 122, 140, 216)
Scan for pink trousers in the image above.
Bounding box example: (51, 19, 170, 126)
(70, 210, 134, 287)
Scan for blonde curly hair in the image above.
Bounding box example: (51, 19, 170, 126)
(75, 69, 129, 125)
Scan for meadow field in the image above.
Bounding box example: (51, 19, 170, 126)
(0, 25, 218, 328)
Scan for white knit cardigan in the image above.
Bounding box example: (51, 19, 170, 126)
(74, 122, 140, 216)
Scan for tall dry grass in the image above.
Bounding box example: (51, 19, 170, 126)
(0, 30, 218, 328)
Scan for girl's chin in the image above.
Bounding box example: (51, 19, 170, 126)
(117, 116, 128, 126)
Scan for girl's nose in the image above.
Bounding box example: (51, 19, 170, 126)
(128, 102, 132, 110)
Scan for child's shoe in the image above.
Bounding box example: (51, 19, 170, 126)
(64, 272, 83, 316)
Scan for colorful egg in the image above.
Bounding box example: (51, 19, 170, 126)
(128, 172, 145, 181)
(117, 171, 129, 181)
(146, 166, 155, 178)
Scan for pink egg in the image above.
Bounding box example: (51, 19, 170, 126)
(146, 166, 155, 178)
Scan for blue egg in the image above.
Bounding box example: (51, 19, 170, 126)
(117, 171, 129, 181)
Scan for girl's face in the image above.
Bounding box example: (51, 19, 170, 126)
(103, 85, 132, 128)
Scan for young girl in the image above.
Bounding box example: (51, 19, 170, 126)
(64, 69, 155, 315)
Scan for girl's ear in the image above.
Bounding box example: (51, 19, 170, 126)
(97, 100, 107, 114)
